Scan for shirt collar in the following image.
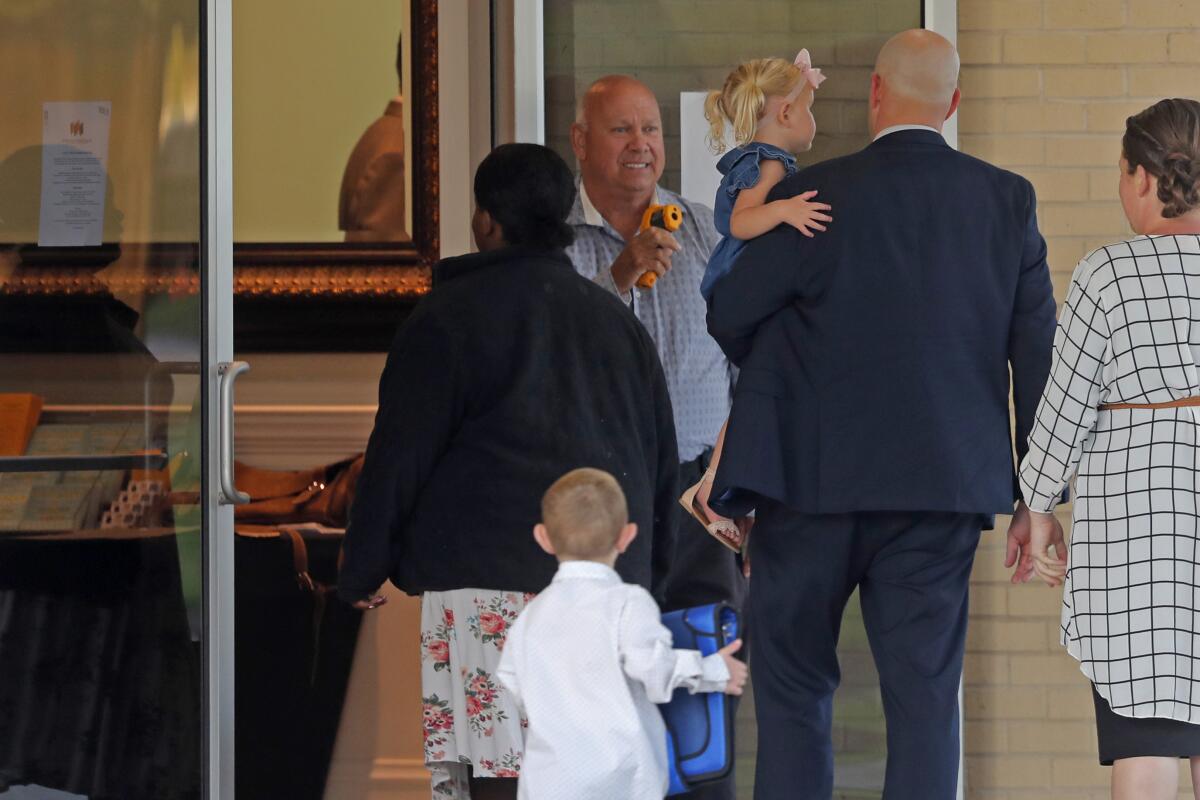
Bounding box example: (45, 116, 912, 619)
(552, 560, 621, 583)
(873, 123, 942, 142)
(576, 179, 662, 229)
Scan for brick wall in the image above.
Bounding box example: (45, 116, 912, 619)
(958, 2, 1200, 797)
(544, 0, 920, 193)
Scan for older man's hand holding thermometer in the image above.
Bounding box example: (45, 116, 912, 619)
(608, 203, 684, 294)
(635, 204, 684, 289)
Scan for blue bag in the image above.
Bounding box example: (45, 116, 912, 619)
(659, 603, 740, 795)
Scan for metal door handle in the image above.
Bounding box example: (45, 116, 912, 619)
(217, 360, 250, 505)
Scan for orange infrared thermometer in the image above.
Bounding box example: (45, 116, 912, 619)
(635, 203, 684, 289)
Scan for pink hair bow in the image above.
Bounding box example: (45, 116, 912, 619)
(794, 48, 826, 90)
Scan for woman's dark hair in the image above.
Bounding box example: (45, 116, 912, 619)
(1123, 98, 1200, 219)
(473, 143, 576, 249)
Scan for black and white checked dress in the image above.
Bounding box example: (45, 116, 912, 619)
(1020, 233, 1200, 722)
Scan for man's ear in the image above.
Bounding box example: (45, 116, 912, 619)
(533, 523, 556, 556)
(869, 73, 883, 110)
(615, 522, 638, 554)
(570, 122, 588, 163)
(945, 87, 961, 121)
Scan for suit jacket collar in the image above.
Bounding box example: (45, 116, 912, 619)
(432, 246, 571, 287)
(867, 128, 950, 151)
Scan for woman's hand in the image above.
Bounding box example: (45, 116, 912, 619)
(1029, 509, 1068, 587)
(351, 594, 388, 611)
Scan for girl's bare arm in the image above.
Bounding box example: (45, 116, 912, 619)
(728, 159, 789, 240)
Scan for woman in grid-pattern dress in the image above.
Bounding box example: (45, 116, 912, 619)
(1018, 98, 1200, 799)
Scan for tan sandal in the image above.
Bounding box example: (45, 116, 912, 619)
(679, 468, 744, 553)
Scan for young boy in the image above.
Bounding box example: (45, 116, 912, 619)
(496, 468, 748, 799)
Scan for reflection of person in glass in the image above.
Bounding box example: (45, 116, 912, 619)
(338, 32, 409, 242)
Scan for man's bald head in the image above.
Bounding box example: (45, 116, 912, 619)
(571, 74, 665, 202)
(870, 29, 961, 134)
(575, 75, 659, 128)
(875, 29, 960, 107)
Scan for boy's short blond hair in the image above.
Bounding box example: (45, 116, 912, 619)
(541, 468, 629, 559)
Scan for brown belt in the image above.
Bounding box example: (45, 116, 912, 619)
(1099, 397, 1200, 411)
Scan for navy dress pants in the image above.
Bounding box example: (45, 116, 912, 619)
(748, 502, 982, 800)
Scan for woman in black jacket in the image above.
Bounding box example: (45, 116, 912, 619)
(339, 143, 679, 800)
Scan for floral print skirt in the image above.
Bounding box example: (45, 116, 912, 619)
(421, 588, 532, 798)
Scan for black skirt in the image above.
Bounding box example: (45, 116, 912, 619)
(1093, 686, 1200, 765)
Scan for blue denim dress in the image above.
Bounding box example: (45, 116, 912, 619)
(700, 142, 798, 302)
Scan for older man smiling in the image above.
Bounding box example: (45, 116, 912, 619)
(563, 74, 744, 800)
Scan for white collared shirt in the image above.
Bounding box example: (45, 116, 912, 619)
(496, 560, 729, 799)
(873, 123, 942, 141)
(577, 179, 660, 228)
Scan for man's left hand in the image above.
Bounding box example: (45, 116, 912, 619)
(1006, 501, 1036, 584)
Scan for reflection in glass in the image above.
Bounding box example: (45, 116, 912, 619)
(0, 1, 203, 797)
(233, 0, 410, 242)
(542, 3, 922, 796)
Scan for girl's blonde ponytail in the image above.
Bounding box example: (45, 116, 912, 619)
(704, 90, 730, 153)
(704, 57, 805, 154)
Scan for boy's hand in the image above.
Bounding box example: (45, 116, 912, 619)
(718, 639, 748, 695)
(779, 190, 832, 238)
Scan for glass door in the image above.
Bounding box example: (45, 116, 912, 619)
(0, 0, 237, 797)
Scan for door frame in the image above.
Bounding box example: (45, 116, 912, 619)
(203, 0, 236, 796)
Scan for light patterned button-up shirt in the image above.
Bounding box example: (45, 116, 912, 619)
(566, 181, 734, 462)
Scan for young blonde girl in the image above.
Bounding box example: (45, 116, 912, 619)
(684, 51, 831, 553)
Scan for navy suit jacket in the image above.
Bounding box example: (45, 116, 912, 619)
(706, 129, 1057, 517)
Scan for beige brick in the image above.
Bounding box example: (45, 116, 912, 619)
(817, 67, 874, 100)
(1085, 32, 1170, 63)
(968, 620, 1049, 653)
(967, 686, 1048, 720)
(1130, 65, 1200, 97)
(1045, 136, 1120, 166)
(834, 34, 890, 68)
(966, 717, 1008, 754)
(971, 584, 1010, 616)
(1052, 756, 1109, 788)
(1048, 684, 1097, 719)
(1009, 655, 1088, 686)
(961, 135, 1046, 167)
(1008, 580, 1071, 614)
(971, 540, 1042, 581)
(1004, 33, 1087, 64)
(969, 755, 1054, 789)
(962, 67, 1043, 99)
(601, 37, 664, 68)
(572, 37, 605, 68)
(1128, 0, 1200, 28)
(960, 0, 1044, 31)
(965, 652, 1009, 686)
(1044, 67, 1127, 98)
(1087, 100, 1154, 132)
(1089, 167, 1123, 201)
(1170, 32, 1200, 62)
(787, 1, 880, 33)
(665, 35, 732, 68)
(1001, 102, 1088, 133)
(959, 103, 1006, 134)
(1008, 721, 1096, 754)
(1045, 238, 1090, 274)
(1040, 203, 1129, 235)
(1045, 0, 1125, 29)
(960, 32, 1005, 65)
(878, 3, 921, 31)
